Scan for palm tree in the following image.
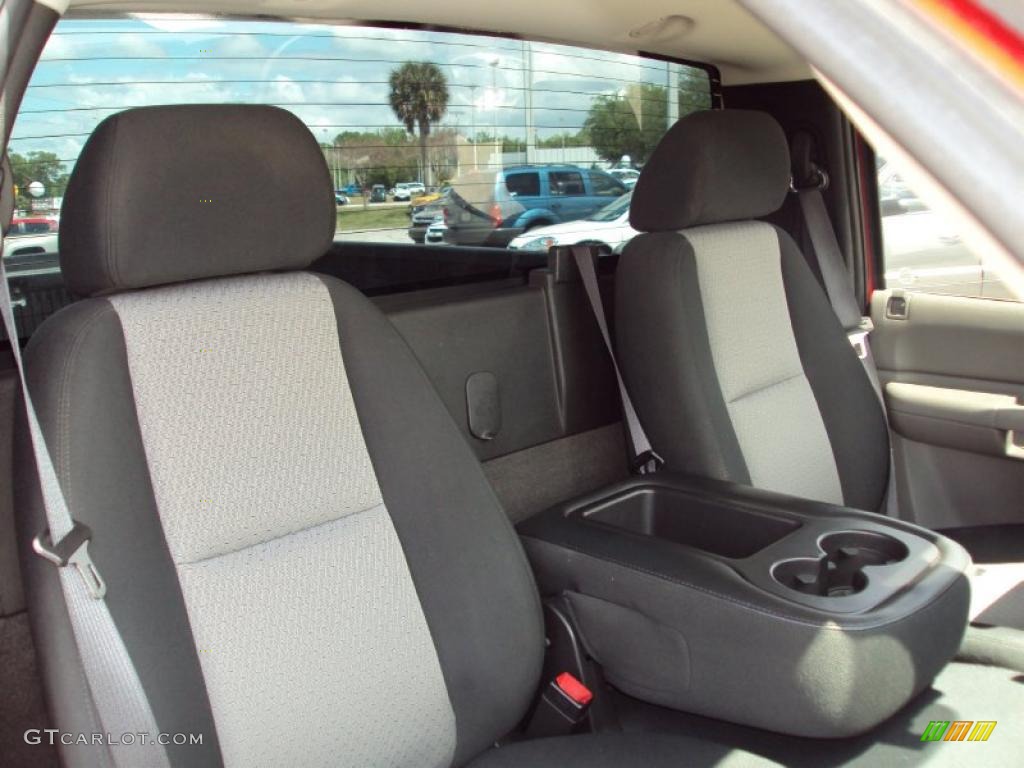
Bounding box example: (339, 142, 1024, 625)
(388, 61, 449, 187)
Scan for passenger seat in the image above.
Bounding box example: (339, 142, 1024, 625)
(615, 108, 1022, 631)
(12, 104, 773, 767)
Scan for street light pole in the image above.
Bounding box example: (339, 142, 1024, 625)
(524, 41, 535, 165)
(470, 85, 478, 170)
(490, 58, 499, 166)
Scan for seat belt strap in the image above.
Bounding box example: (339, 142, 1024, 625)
(1, 242, 170, 767)
(797, 188, 875, 343)
(570, 245, 662, 474)
(794, 180, 899, 516)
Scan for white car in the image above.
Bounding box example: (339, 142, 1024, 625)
(608, 168, 641, 188)
(424, 220, 447, 245)
(392, 183, 412, 201)
(508, 191, 636, 253)
(406, 182, 426, 196)
(2, 231, 60, 273)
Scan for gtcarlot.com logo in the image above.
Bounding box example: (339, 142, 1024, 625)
(24, 729, 203, 746)
(920, 720, 997, 742)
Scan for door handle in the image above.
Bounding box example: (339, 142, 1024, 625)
(999, 405, 1024, 460)
(1007, 430, 1024, 460)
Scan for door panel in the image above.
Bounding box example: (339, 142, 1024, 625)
(871, 289, 1024, 530)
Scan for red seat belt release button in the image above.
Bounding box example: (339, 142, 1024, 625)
(526, 671, 593, 737)
(554, 672, 593, 706)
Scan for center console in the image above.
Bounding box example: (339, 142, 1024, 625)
(517, 473, 971, 738)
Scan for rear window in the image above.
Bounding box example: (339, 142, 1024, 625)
(505, 172, 541, 198)
(589, 171, 625, 197)
(451, 171, 497, 206)
(5, 16, 716, 340)
(548, 171, 586, 196)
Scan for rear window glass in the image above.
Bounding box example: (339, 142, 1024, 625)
(5, 16, 716, 340)
(505, 172, 541, 198)
(548, 170, 586, 196)
(589, 171, 625, 197)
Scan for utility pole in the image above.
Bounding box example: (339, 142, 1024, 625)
(524, 41, 535, 165)
(470, 85, 479, 170)
(490, 58, 499, 167)
(667, 61, 679, 127)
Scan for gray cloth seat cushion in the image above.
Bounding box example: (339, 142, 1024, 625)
(616, 223, 889, 511)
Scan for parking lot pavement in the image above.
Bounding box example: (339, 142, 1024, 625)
(335, 227, 411, 244)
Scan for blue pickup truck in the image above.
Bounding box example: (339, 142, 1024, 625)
(443, 164, 628, 247)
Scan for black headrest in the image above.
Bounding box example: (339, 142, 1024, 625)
(630, 109, 790, 231)
(60, 105, 335, 296)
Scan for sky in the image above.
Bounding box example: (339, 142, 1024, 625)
(10, 16, 710, 174)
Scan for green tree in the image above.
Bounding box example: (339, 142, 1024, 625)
(473, 132, 526, 154)
(678, 69, 712, 116)
(583, 84, 668, 165)
(332, 129, 419, 190)
(9, 151, 69, 209)
(388, 61, 450, 186)
(536, 132, 589, 150)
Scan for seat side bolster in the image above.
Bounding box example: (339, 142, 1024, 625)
(318, 275, 545, 765)
(775, 226, 890, 511)
(14, 299, 223, 768)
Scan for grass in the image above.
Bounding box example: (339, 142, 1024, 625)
(336, 206, 410, 231)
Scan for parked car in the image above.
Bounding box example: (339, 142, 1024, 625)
(368, 184, 387, 203)
(408, 196, 448, 244)
(443, 165, 628, 247)
(406, 181, 426, 196)
(508, 191, 636, 253)
(334, 191, 349, 206)
(392, 183, 413, 202)
(1, 230, 59, 272)
(608, 168, 641, 188)
(411, 187, 447, 208)
(342, 183, 361, 196)
(7, 217, 58, 235)
(877, 163, 926, 216)
(424, 220, 447, 245)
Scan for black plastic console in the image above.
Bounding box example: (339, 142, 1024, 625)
(517, 473, 971, 738)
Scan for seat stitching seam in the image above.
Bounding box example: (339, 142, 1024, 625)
(173, 500, 384, 567)
(57, 305, 116, 516)
(727, 370, 804, 406)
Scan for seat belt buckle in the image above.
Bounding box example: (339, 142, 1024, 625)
(847, 317, 874, 360)
(33, 521, 107, 599)
(525, 672, 593, 738)
(631, 449, 664, 475)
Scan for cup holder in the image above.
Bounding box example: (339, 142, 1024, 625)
(771, 531, 910, 598)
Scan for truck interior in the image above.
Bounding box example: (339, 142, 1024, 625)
(1, 1, 1022, 766)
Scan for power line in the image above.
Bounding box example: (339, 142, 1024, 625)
(45, 29, 693, 76)
(18, 96, 695, 116)
(33, 55, 702, 88)
(9, 122, 626, 141)
(25, 79, 710, 97)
